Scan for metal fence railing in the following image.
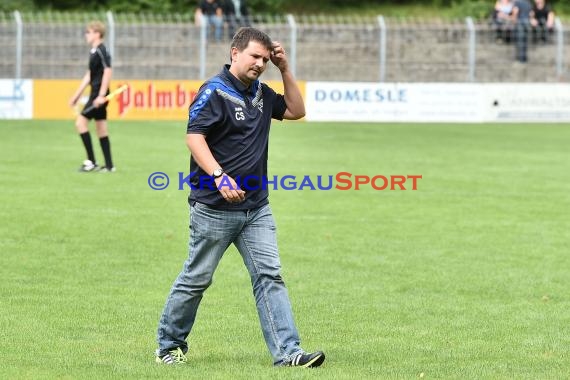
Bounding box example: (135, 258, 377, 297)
(0, 11, 568, 82)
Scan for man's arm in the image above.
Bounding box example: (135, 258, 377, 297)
(270, 41, 305, 120)
(94, 67, 112, 107)
(69, 71, 90, 106)
(281, 69, 306, 120)
(186, 134, 245, 203)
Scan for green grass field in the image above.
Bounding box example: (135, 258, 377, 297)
(1, 120, 569, 379)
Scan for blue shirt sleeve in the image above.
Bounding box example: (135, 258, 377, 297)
(187, 84, 223, 134)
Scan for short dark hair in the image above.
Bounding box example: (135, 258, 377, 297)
(231, 27, 273, 52)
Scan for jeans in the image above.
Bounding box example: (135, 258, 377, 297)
(157, 202, 303, 365)
(204, 15, 223, 42)
(225, 15, 251, 40)
(515, 21, 529, 62)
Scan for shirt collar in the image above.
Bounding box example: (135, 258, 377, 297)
(222, 64, 251, 94)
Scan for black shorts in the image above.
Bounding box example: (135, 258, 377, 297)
(81, 93, 108, 121)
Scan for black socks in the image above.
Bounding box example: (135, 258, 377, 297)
(79, 131, 95, 163)
(99, 136, 113, 169)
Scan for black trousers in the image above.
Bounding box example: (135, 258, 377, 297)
(532, 21, 554, 43)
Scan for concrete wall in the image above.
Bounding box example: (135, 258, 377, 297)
(0, 18, 568, 82)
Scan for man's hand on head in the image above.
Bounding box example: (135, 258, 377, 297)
(270, 41, 289, 73)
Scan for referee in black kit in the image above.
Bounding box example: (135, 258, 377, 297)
(69, 21, 115, 173)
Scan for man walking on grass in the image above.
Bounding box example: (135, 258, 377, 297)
(154, 27, 325, 368)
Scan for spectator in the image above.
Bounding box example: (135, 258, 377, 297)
(530, 0, 555, 43)
(513, 0, 532, 63)
(493, 0, 515, 43)
(223, 0, 251, 40)
(199, 0, 223, 42)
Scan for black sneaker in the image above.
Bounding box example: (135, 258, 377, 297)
(78, 159, 99, 172)
(155, 347, 187, 365)
(98, 166, 116, 173)
(288, 351, 325, 368)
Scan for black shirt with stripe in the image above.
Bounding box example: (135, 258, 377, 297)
(187, 65, 287, 210)
(89, 43, 111, 95)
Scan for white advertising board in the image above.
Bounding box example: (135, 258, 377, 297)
(305, 82, 570, 123)
(483, 84, 570, 122)
(0, 79, 33, 119)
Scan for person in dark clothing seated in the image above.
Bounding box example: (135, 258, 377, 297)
(530, 0, 555, 43)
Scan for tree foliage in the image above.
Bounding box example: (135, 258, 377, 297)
(1, 0, 568, 17)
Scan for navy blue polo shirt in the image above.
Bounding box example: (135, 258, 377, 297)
(187, 65, 287, 210)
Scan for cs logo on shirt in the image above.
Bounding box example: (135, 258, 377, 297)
(235, 107, 245, 121)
